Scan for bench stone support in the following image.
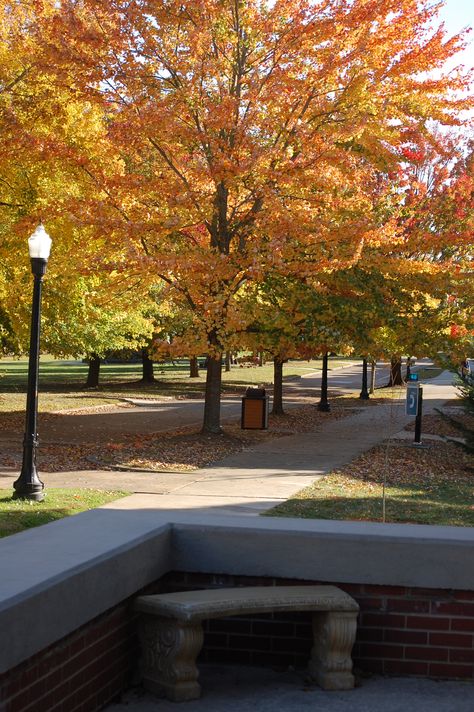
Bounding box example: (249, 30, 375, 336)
(309, 611, 358, 690)
(135, 585, 359, 701)
(138, 615, 204, 702)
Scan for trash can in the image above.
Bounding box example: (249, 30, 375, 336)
(241, 387, 269, 429)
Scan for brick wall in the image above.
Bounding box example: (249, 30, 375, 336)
(0, 604, 138, 712)
(1, 571, 473, 712)
(160, 572, 474, 681)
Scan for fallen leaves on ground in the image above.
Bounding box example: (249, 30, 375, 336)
(268, 438, 474, 526)
(404, 409, 474, 438)
(0, 402, 356, 472)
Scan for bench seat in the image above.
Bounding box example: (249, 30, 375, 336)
(134, 585, 359, 701)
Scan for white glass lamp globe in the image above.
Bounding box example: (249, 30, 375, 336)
(28, 225, 52, 260)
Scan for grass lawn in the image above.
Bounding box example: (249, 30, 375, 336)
(0, 489, 129, 538)
(266, 436, 474, 527)
(0, 356, 357, 412)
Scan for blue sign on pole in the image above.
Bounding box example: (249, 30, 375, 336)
(406, 384, 420, 416)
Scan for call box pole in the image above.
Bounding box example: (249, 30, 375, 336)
(414, 387, 423, 445)
(406, 380, 423, 446)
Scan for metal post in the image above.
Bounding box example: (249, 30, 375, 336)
(359, 358, 370, 399)
(414, 387, 423, 445)
(13, 258, 47, 501)
(317, 351, 330, 412)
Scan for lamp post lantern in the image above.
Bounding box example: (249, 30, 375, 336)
(13, 225, 52, 501)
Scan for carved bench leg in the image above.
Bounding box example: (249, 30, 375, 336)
(308, 611, 358, 690)
(138, 615, 204, 701)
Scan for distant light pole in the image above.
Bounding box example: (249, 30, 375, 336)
(317, 351, 331, 412)
(13, 225, 52, 501)
(359, 358, 370, 400)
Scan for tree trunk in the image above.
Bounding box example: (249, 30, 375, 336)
(141, 348, 155, 383)
(388, 355, 404, 386)
(369, 360, 376, 394)
(258, 351, 264, 366)
(271, 357, 284, 415)
(189, 355, 199, 378)
(202, 353, 223, 434)
(86, 354, 101, 388)
(406, 356, 412, 380)
(225, 350, 232, 372)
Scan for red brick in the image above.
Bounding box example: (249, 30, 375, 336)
(210, 618, 252, 633)
(21, 679, 71, 712)
(406, 615, 450, 630)
(385, 629, 427, 645)
(431, 601, 474, 617)
(429, 663, 474, 679)
(363, 584, 406, 596)
(452, 591, 474, 601)
(410, 588, 452, 599)
(294, 623, 313, 639)
(205, 632, 228, 648)
(430, 632, 473, 647)
(384, 660, 429, 676)
(451, 618, 474, 632)
(272, 637, 310, 654)
(229, 634, 272, 651)
(353, 658, 384, 674)
(387, 599, 430, 614)
(357, 597, 386, 611)
(361, 613, 405, 628)
(356, 628, 384, 642)
(450, 649, 474, 663)
(404, 646, 449, 662)
(252, 621, 296, 636)
(357, 643, 404, 659)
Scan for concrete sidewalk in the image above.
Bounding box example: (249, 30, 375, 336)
(0, 370, 458, 511)
(107, 664, 474, 712)
(78, 370, 459, 515)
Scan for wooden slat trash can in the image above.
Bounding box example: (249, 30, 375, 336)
(241, 387, 269, 429)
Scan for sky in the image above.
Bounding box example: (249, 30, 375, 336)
(438, 0, 474, 69)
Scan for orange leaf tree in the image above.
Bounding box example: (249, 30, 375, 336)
(35, 0, 471, 432)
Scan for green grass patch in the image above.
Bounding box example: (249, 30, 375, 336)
(0, 356, 357, 412)
(265, 440, 474, 527)
(0, 489, 129, 538)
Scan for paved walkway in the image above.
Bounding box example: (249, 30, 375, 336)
(0, 370, 458, 514)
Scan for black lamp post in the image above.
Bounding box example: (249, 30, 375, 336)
(359, 358, 370, 400)
(13, 225, 52, 502)
(317, 351, 331, 412)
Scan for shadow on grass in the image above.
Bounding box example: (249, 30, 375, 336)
(265, 482, 474, 527)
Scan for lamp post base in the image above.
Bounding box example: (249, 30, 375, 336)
(12, 485, 45, 502)
(13, 464, 45, 502)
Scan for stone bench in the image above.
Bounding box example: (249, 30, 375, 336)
(134, 585, 359, 701)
